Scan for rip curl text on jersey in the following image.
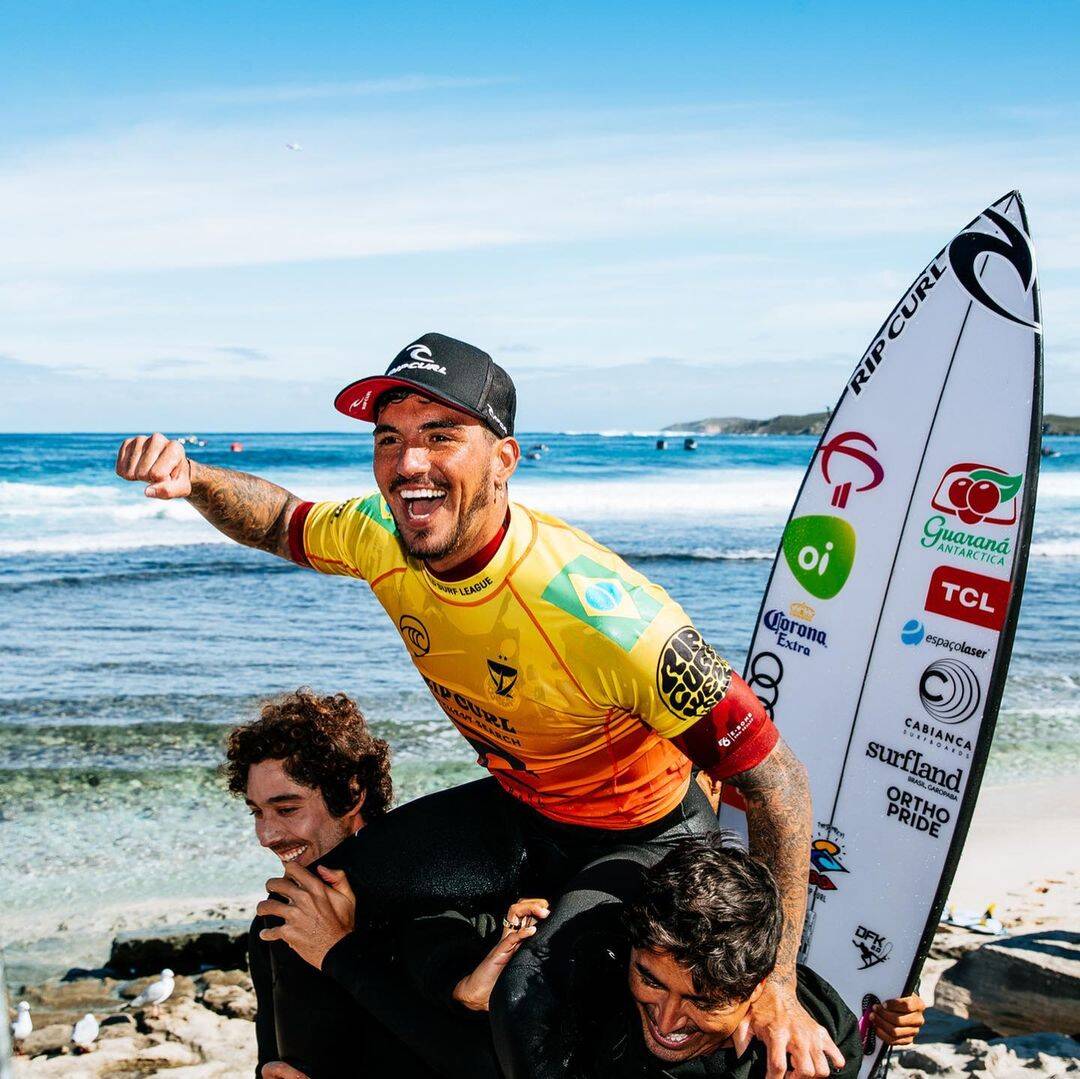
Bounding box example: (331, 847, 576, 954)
(290, 496, 776, 828)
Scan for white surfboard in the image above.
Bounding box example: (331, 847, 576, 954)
(720, 192, 1042, 1076)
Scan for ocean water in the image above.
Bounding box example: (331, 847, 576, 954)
(1, 432, 1078, 975)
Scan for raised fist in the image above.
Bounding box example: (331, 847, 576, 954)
(115, 434, 192, 499)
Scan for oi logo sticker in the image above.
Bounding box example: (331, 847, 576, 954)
(783, 516, 856, 600)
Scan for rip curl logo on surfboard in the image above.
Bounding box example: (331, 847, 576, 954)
(947, 208, 1040, 330)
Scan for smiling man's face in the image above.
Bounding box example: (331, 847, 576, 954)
(628, 947, 762, 1063)
(245, 758, 362, 868)
(372, 393, 519, 570)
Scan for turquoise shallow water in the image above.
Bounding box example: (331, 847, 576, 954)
(1, 432, 1077, 977)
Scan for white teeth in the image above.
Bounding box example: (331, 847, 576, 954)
(400, 488, 445, 500)
(278, 845, 307, 863)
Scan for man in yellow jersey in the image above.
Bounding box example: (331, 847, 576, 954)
(116, 334, 839, 1079)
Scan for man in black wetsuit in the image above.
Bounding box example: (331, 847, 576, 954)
(229, 688, 449, 1078)
(432, 835, 863, 1079)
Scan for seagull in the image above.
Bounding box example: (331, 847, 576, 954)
(11, 1001, 32, 1049)
(123, 968, 175, 1014)
(71, 1013, 98, 1053)
(285, 142, 302, 151)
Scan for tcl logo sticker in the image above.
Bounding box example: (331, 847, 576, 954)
(924, 566, 1010, 631)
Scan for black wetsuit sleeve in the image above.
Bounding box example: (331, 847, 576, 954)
(247, 919, 277, 1078)
(794, 965, 863, 1079)
(403, 910, 498, 1011)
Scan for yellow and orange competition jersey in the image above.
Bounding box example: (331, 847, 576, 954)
(291, 495, 770, 829)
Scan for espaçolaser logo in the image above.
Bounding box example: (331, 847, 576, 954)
(783, 515, 856, 600)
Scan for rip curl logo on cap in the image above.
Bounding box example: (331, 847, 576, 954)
(485, 404, 507, 434)
(407, 343, 433, 360)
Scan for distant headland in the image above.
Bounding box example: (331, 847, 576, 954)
(665, 413, 1080, 436)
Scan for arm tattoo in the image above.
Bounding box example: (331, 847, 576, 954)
(729, 737, 812, 985)
(187, 462, 301, 561)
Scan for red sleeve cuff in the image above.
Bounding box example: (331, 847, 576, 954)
(672, 671, 779, 781)
(287, 501, 314, 567)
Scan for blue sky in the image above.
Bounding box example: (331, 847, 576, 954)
(2, 1, 1079, 431)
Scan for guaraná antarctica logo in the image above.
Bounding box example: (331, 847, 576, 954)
(921, 463, 1022, 568)
(930, 463, 1023, 527)
(656, 627, 732, 721)
(783, 515, 856, 600)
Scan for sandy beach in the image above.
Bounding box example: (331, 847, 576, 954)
(949, 776, 1079, 921)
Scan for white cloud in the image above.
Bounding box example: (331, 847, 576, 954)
(180, 75, 509, 106)
(2, 95, 1078, 421)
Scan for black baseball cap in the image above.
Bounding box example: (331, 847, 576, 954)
(334, 332, 516, 437)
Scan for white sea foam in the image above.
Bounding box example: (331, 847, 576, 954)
(2, 470, 1078, 556)
(1030, 538, 1080, 558)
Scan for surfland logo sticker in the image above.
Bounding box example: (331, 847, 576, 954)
(947, 207, 1040, 331)
(783, 516, 856, 600)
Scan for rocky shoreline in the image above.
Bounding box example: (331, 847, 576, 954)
(9, 921, 256, 1077)
(7, 872, 1078, 1077)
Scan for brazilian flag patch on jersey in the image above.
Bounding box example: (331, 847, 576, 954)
(355, 493, 398, 536)
(541, 555, 662, 650)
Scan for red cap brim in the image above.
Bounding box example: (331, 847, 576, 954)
(334, 377, 481, 423)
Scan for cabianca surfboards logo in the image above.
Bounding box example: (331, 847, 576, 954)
(947, 207, 1040, 330)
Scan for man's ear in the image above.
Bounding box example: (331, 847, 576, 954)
(494, 437, 521, 487)
(345, 788, 367, 830)
(746, 979, 767, 1007)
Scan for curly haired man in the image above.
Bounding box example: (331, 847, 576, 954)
(227, 688, 435, 1079)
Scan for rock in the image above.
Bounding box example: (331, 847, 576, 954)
(136, 1040, 201, 1065)
(918, 1006, 1000, 1044)
(898, 1045, 957, 1073)
(201, 983, 257, 1021)
(935, 929, 1080, 1036)
(108, 919, 251, 975)
(19, 974, 120, 1013)
(989, 1031, 1080, 1062)
(20, 1022, 71, 1057)
(930, 923, 1000, 961)
(200, 968, 252, 990)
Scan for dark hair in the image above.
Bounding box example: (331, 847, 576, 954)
(225, 688, 393, 819)
(624, 834, 783, 1004)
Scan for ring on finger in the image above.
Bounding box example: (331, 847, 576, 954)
(503, 918, 522, 930)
